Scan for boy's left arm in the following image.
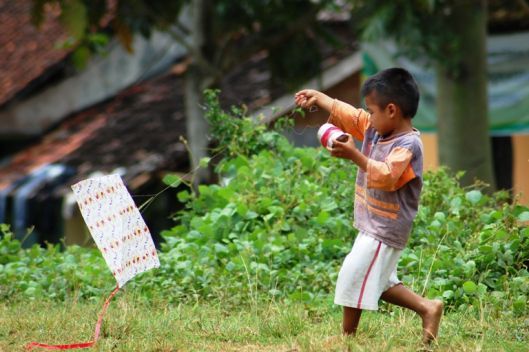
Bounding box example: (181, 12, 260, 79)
(366, 147, 416, 191)
(328, 136, 368, 170)
(330, 139, 416, 191)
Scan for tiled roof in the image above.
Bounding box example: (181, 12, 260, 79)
(0, 0, 72, 107)
(0, 111, 108, 191)
(60, 72, 190, 190)
(0, 71, 190, 193)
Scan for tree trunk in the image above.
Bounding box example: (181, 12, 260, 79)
(436, 0, 495, 189)
(184, 0, 212, 186)
(184, 64, 210, 185)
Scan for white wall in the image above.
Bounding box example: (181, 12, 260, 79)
(0, 31, 186, 137)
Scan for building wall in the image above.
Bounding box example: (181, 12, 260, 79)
(420, 133, 440, 171)
(421, 133, 529, 205)
(513, 135, 529, 205)
(0, 31, 186, 138)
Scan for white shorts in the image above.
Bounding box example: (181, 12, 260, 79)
(334, 232, 402, 310)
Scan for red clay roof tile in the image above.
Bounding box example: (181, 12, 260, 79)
(0, 0, 70, 106)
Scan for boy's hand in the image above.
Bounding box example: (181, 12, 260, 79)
(327, 134, 355, 159)
(295, 89, 334, 112)
(328, 135, 368, 171)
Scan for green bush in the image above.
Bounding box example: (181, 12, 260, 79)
(406, 171, 529, 312)
(0, 224, 112, 300)
(1, 91, 528, 314)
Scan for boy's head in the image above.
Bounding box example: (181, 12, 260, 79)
(361, 67, 419, 119)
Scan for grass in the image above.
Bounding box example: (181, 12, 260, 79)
(1, 291, 528, 352)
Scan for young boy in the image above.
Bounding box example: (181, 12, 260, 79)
(295, 68, 443, 344)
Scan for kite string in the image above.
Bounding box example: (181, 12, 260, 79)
(283, 105, 322, 136)
(25, 285, 120, 351)
(136, 143, 228, 214)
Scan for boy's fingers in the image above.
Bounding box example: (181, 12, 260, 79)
(295, 96, 307, 107)
(331, 150, 342, 158)
(328, 146, 340, 154)
(334, 135, 353, 148)
(294, 90, 318, 109)
(295, 89, 309, 97)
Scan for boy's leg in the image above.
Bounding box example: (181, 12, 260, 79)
(335, 234, 381, 336)
(380, 284, 443, 344)
(343, 306, 362, 335)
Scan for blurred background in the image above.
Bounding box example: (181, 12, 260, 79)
(0, 0, 528, 248)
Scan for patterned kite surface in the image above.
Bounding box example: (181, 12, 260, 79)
(71, 174, 160, 288)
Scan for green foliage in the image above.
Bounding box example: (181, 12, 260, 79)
(31, 0, 185, 68)
(204, 90, 294, 159)
(401, 171, 529, 311)
(155, 91, 356, 303)
(30, 0, 341, 86)
(52, 0, 88, 40)
(0, 225, 112, 300)
(350, 0, 465, 71)
(31, 0, 185, 38)
(268, 31, 323, 91)
(1, 95, 528, 315)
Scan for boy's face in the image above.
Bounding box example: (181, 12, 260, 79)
(364, 92, 397, 137)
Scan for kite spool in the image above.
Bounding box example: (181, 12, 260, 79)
(317, 123, 348, 148)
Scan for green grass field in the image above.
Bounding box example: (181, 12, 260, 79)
(1, 292, 528, 352)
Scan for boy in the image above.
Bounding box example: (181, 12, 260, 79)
(294, 68, 443, 344)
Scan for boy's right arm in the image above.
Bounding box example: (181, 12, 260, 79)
(294, 89, 334, 112)
(295, 89, 370, 142)
(328, 100, 371, 142)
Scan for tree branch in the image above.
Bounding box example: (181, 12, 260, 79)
(217, 6, 321, 74)
(516, 0, 529, 14)
(167, 26, 221, 79)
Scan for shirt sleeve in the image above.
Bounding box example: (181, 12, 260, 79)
(327, 99, 371, 142)
(366, 146, 417, 191)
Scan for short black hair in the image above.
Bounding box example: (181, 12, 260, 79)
(360, 67, 420, 118)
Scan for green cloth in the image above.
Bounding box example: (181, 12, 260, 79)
(362, 31, 529, 135)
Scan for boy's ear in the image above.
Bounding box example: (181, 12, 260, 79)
(386, 103, 397, 117)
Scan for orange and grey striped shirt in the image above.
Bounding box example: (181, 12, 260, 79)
(328, 99, 424, 249)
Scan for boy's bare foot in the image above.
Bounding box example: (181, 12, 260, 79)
(422, 299, 443, 344)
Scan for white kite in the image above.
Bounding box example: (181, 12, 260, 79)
(71, 174, 160, 287)
(27, 175, 159, 350)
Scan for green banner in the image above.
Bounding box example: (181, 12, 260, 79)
(362, 31, 529, 135)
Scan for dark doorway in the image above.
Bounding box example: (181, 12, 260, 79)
(491, 136, 513, 194)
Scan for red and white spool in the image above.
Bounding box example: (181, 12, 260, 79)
(317, 123, 347, 148)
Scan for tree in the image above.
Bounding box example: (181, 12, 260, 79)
(351, 0, 495, 188)
(30, 0, 337, 184)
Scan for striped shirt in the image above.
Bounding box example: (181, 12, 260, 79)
(328, 99, 424, 249)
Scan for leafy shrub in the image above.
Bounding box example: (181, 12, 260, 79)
(0, 224, 112, 300)
(404, 171, 529, 312)
(1, 91, 528, 314)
